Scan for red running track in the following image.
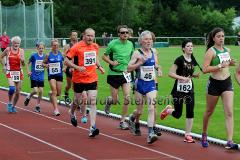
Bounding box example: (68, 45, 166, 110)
(0, 89, 239, 160)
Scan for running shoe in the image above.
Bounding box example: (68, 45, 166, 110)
(119, 122, 129, 130)
(147, 132, 158, 144)
(89, 127, 99, 137)
(134, 123, 141, 136)
(104, 97, 111, 114)
(128, 114, 135, 133)
(81, 116, 88, 123)
(24, 96, 30, 106)
(201, 133, 209, 148)
(184, 135, 195, 143)
(225, 141, 238, 150)
(53, 110, 60, 116)
(70, 113, 77, 127)
(35, 106, 41, 113)
(11, 106, 17, 113)
(160, 105, 172, 120)
(7, 103, 12, 113)
(153, 126, 162, 136)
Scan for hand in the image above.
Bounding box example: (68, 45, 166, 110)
(28, 72, 32, 76)
(98, 66, 105, 74)
(157, 68, 162, 77)
(76, 66, 86, 72)
(69, 68, 74, 73)
(111, 60, 118, 66)
(180, 76, 191, 83)
(221, 61, 229, 68)
(194, 73, 200, 79)
(229, 59, 236, 66)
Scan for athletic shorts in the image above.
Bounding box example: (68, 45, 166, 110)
(207, 76, 233, 96)
(48, 75, 63, 82)
(107, 75, 127, 89)
(135, 79, 156, 95)
(73, 81, 97, 93)
(31, 80, 44, 88)
(65, 67, 72, 78)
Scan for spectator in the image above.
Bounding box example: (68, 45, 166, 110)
(0, 31, 10, 52)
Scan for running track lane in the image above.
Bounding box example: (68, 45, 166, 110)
(0, 90, 239, 160)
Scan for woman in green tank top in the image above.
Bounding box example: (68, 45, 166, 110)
(201, 27, 238, 149)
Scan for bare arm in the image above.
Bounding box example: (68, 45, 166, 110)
(42, 54, 49, 68)
(102, 54, 118, 66)
(20, 49, 25, 66)
(202, 49, 223, 74)
(127, 51, 145, 72)
(154, 50, 162, 76)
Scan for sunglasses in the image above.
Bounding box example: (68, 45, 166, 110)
(119, 31, 129, 34)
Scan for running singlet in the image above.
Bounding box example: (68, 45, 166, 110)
(29, 53, 45, 81)
(6, 48, 23, 81)
(136, 49, 156, 82)
(47, 51, 64, 77)
(67, 40, 99, 83)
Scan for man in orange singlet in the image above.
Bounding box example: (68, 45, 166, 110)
(65, 28, 104, 137)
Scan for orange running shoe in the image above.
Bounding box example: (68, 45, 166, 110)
(160, 105, 172, 120)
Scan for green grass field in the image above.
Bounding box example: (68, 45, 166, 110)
(1, 45, 239, 143)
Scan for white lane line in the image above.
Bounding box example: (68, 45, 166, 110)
(0, 123, 87, 160)
(0, 100, 184, 160)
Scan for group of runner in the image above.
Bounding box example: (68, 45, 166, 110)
(0, 26, 238, 148)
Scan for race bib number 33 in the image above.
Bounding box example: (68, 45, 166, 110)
(49, 62, 60, 75)
(84, 51, 96, 66)
(10, 71, 20, 82)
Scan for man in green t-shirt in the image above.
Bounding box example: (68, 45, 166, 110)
(102, 25, 134, 130)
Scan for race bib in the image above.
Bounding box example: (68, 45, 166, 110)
(35, 60, 44, 71)
(177, 79, 192, 93)
(10, 71, 20, 82)
(123, 72, 131, 83)
(218, 52, 231, 63)
(140, 66, 155, 81)
(49, 62, 60, 75)
(84, 51, 96, 66)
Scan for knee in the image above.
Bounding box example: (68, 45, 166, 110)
(148, 106, 155, 113)
(225, 110, 233, 118)
(51, 90, 57, 96)
(173, 112, 182, 119)
(8, 86, 16, 95)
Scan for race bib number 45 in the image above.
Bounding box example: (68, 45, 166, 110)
(84, 51, 96, 66)
(49, 62, 60, 75)
(35, 60, 44, 71)
(177, 79, 192, 93)
(10, 71, 20, 82)
(140, 66, 155, 81)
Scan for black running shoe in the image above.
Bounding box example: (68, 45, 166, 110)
(70, 114, 77, 127)
(24, 97, 30, 106)
(35, 106, 41, 113)
(153, 126, 162, 136)
(89, 127, 99, 137)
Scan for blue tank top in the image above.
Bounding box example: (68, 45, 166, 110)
(29, 53, 45, 81)
(47, 51, 64, 77)
(136, 49, 155, 82)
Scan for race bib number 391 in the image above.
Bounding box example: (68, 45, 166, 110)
(10, 71, 20, 82)
(84, 51, 96, 66)
(49, 62, 60, 75)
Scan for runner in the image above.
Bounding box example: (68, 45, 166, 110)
(43, 39, 64, 116)
(127, 31, 161, 144)
(0, 36, 25, 113)
(63, 30, 88, 123)
(102, 25, 134, 130)
(159, 39, 200, 143)
(24, 42, 45, 113)
(65, 28, 104, 137)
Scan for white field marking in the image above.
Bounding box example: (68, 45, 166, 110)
(0, 123, 87, 160)
(0, 100, 184, 160)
